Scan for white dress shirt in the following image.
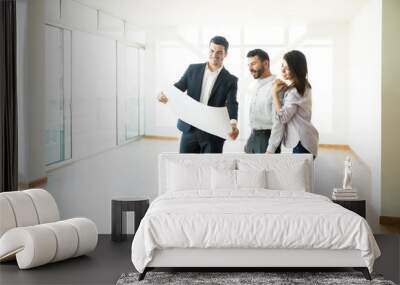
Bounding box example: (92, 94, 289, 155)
(200, 64, 223, 105)
(200, 64, 237, 126)
(247, 75, 284, 153)
(248, 75, 276, 130)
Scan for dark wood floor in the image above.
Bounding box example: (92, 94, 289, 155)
(0, 234, 399, 285)
(0, 235, 134, 285)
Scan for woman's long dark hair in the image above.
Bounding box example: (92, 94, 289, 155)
(283, 50, 311, 96)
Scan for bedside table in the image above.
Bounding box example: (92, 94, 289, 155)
(111, 197, 150, 242)
(332, 199, 366, 218)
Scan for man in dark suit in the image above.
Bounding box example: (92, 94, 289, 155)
(158, 36, 239, 153)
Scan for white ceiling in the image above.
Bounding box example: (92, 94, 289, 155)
(76, 0, 369, 27)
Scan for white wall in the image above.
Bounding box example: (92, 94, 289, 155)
(381, 0, 400, 217)
(16, 0, 46, 183)
(47, 139, 178, 233)
(42, 0, 145, 165)
(348, 0, 381, 230)
(18, 0, 146, 183)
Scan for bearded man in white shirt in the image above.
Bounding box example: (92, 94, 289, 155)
(244, 49, 283, 153)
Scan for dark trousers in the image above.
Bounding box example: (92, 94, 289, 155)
(293, 141, 315, 159)
(179, 129, 224, 153)
(293, 141, 310, 154)
(244, 129, 281, 154)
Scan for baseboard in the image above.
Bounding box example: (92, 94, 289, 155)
(143, 135, 179, 141)
(18, 182, 29, 190)
(380, 216, 400, 227)
(142, 136, 351, 152)
(28, 176, 48, 188)
(318, 144, 351, 151)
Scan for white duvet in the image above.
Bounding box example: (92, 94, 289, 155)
(131, 190, 380, 273)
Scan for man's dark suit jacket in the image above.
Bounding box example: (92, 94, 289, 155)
(174, 63, 238, 138)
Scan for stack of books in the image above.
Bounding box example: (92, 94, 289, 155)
(332, 188, 358, 200)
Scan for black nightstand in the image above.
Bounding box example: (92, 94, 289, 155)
(111, 197, 150, 241)
(333, 199, 366, 218)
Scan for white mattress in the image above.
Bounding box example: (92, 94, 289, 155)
(131, 190, 380, 273)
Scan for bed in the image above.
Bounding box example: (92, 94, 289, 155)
(131, 153, 380, 280)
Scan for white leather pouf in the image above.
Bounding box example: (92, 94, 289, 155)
(0, 189, 98, 269)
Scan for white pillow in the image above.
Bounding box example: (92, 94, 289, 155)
(236, 169, 267, 189)
(167, 162, 210, 191)
(211, 168, 236, 190)
(210, 168, 268, 190)
(167, 160, 236, 191)
(266, 161, 308, 191)
(238, 159, 309, 191)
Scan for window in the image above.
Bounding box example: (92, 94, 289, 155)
(155, 25, 334, 139)
(44, 25, 71, 165)
(125, 47, 140, 139)
(117, 42, 143, 144)
(45, 25, 145, 165)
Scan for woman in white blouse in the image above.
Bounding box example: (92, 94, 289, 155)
(271, 50, 319, 158)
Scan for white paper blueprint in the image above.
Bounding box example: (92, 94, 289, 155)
(167, 91, 231, 139)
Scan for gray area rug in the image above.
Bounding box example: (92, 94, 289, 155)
(116, 271, 396, 285)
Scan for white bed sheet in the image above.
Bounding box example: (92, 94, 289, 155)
(131, 190, 380, 273)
